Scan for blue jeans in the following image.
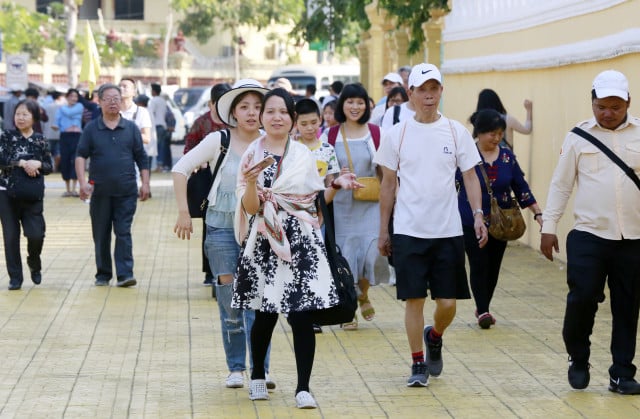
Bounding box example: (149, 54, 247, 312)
(205, 225, 270, 373)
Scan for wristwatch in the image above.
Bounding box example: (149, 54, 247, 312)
(473, 208, 484, 217)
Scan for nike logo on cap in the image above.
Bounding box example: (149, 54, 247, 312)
(422, 69, 432, 75)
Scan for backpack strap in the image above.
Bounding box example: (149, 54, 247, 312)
(209, 128, 230, 187)
(393, 105, 401, 125)
(367, 123, 380, 150)
(327, 125, 340, 146)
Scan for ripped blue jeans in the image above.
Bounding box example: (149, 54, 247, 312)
(205, 225, 271, 373)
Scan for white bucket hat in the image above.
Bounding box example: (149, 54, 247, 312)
(216, 79, 269, 127)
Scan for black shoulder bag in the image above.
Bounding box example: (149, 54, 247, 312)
(187, 129, 230, 218)
(310, 192, 358, 326)
(571, 127, 640, 191)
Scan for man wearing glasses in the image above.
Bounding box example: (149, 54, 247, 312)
(75, 84, 150, 288)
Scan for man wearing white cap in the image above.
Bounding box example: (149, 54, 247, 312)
(541, 69, 640, 395)
(370, 72, 404, 125)
(374, 63, 488, 387)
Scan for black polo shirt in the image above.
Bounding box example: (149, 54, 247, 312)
(77, 116, 149, 196)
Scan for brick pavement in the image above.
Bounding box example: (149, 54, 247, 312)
(0, 173, 639, 418)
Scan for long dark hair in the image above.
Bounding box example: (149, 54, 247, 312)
(334, 83, 371, 124)
(475, 88, 507, 114)
(260, 88, 296, 132)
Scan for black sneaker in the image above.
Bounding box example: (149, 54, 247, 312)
(423, 326, 443, 377)
(609, 377, 640, 395)
(116, 277, 137, 288)
(407, 362, 429, 387)
(95, 279, 110, 287)
(567, 358, 590, 389)
(31, 271, 42, 285)
(203, 276, 213, 286)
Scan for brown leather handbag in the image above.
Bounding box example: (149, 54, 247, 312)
(479, 165, 526, 241)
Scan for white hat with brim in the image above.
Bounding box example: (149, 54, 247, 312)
(408, 63, 442, 89)
(381, 72, 403, 84)
(592, 70, 629, 101)
(216, 79, 269, 127)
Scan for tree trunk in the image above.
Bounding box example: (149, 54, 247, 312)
(65, 0, 79, 88)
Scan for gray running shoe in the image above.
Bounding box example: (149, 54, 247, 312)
(407, 362, 429, 387)
(424, 325, 443, 377)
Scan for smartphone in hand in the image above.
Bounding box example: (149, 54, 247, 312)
(249, 156, 276, 172)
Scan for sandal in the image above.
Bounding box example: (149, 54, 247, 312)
(357, 279, 375, 321)
(358, 296, 375, 321)
(341, 315, 358, 330)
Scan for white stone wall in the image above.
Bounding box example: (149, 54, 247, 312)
(444, 0, 626, 41)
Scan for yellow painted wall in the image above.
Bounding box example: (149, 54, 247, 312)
(441, 1, 640, 261)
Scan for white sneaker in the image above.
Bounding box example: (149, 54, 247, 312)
(265, 374, 276, 391)
(225, 372, 244, 388)
(295, 391, 317, 409)
(249, 379, 269, 400)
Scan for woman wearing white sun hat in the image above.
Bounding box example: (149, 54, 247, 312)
(172, 79, 275, 390)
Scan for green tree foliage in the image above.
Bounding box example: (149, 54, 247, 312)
(172, 0, 305, 45)
(0, 2, 66, 62)
(291, 0, 368, 57)
(378, 0, 449, 55)
(293, 0, 449, 56)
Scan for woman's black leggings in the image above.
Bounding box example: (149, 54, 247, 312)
(251, 310, 316, 394)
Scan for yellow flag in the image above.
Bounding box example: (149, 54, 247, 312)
(79, 22, 101, 94)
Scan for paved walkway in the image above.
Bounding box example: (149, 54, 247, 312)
(1, 173, 639, 418)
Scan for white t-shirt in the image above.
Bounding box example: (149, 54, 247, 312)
(121, 103, 152, 131)
(370, 103, 386, 126)
(381, 102, 415, 130)
(374, 115, 480, 238)
(121, 103, 155, 156)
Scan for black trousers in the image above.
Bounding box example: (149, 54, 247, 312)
(89, 193, 137, 281)
(251, 310, 315, 393)
(564, 230, 640, 379)
(202, 217, 212, 279)
(0, 191, 45, 286)
(463, 226, 507, 314)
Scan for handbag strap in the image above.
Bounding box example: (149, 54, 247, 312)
(571, 126, 640, 191)
(477, 163, 494, 197)
(209, 128, 230, 188)
(340, 125, 356, 173)
(317, 192, 340, 273)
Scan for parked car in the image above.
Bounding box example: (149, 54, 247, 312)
(173, 86, 209, 130)
(162, 93, 187, 144)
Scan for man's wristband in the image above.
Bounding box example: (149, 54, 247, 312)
(534, 213, 543, 220)
(472, 208, 484, 217)
(330, 179, 341, 190)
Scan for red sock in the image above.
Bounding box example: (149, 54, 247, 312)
(412, 351, 424, 364)
(429, 328, 442, 342)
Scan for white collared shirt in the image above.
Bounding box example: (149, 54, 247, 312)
(542, 115, 640, 239)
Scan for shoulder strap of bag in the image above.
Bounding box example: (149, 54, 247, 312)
(340, 125, 355, 173)
(209, 128, 230, 187)
(317, 192, 339, 271)
(477, 163, 494, 197)
(393, 105, 401, 125)
(367, 123, 380, 150)
(327, 125, 340, 146)
(571, 126, 640, 191)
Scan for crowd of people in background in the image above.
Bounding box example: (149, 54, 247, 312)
(4, 62, 640, 409)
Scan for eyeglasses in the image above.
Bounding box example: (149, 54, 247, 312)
(101, 97, 121, 104)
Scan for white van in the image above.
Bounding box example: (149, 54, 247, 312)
(173, 86, 210, 130)
(267, 64, 360, 102)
